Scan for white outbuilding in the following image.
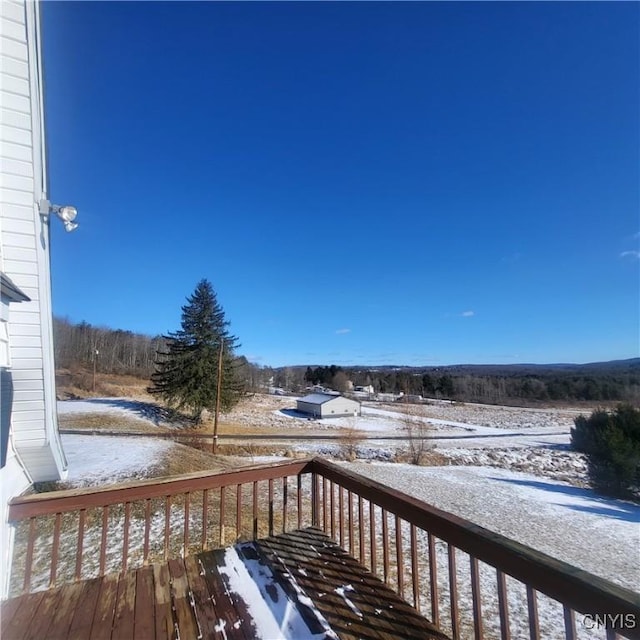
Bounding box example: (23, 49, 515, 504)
(296, 393, 361, 419)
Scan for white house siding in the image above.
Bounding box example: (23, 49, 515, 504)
(297, 394, 361, 418)
(319, 396, 360, 418)
(1, 0, 67, 597)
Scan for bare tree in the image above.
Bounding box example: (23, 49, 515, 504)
(401, 407, 434, 465)
(340, 418, 364, 461)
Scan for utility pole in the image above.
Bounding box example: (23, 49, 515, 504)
(212, 340, 224, 454)
(92, 348, 99, 393)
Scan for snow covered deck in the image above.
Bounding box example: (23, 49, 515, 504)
(0, 527, 448, 640)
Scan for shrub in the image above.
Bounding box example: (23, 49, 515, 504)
(571, 404, 640, 499)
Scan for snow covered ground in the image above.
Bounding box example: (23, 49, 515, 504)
(22, 397, 639, 638)
(56, 396, 637, 584)
(348, 462, 640, 592)
(62, 433, 175, 486)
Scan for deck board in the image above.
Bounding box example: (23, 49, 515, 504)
(0, 591, 44, 640)
(112, 569, 136, 640)
(133, 566, 156, 639)
(199, 548, 251, 639)
(67, 578, 103, 640)
(183, 555, 223, 639)
(151, 562, 174, 640)
(1, 527, 450, 640)
(88, 573, 119, 640)
(47, 581, 86, 639)
(23, 587, 60, 640)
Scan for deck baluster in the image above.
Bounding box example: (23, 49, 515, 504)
(253, 481, 258, 539)
(268, 479, 274, 537)
(563, 606, 577, 640)
(143, 498, 151, 563)
(496, 569, 511, 640)
(220, 485, 226, 546)
(526, 585, 540, 640)
(370, 501, 377, 576)
(122, 501, 131, 572)
(358, 496, 365, 565)
(448, 544, 460, 640)
(382, 508, 389, 585)
(311, 472, 318, 528)
(75, 509, 86, 581)
(297, 474, 303, 529)
(183, 492, 190, 556)
(236, 483, 242, 540)
(470, 556, 484, 639)
(22, 518, 36, 593)
(100, 506, 109, 574)
(330, 480, 335, 540)
(428, 532, 440, 627)
(411, 523, 420, 611)
(322, 477, 328, 533)
(396, 515, 404, 599)
(282, 477, 288, 532)
(348, 491, 354, 554)
(49, 513, 61, 588)
(338, 485, 344, 548)
(202, 489, 209, 550)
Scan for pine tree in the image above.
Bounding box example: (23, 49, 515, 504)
(148, 279, 243, 422)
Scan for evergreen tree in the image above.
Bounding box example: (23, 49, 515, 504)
(148, 279, 243, 422)
(571, 404, 640, 499)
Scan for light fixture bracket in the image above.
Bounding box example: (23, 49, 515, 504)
(39, 199, 79, 232)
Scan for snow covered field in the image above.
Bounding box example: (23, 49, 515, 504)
(347, 462, 639, 592)
(62, 434, 175, 486)
(18, 398, 639, 638)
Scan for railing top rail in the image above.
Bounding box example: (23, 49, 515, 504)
(8, 459, 314, 520)
(310, 458, 640, 624)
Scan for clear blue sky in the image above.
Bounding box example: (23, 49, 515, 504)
(42, 1, 639, 368)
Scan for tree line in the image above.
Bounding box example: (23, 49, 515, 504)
(349, 369, 639, 404)
(53, 316, 165, 377)
(303, 364, 639, 404)
(53, 314, 639, 406)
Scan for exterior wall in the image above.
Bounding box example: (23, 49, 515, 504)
(1, 0, 67, 598)
(0, 0, 66, 481)
(297, 396, 361, 418)
(320, 396, 360, 418)
(296, 400, 322, 418)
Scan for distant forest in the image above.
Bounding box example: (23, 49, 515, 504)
(303, 363, 640, 405)
(53, 317, 639, 405)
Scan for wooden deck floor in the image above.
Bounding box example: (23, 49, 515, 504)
(1, 527, 449, 640)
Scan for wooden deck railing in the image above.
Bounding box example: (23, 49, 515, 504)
(7, 458, 640, 639)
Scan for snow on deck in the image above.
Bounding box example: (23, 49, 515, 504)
(218, 546, 338, 640)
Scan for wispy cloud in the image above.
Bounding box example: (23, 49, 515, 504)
(335, 328, 351, 334)
(461, 310, 475, 317)
(620, 250, 640, 260)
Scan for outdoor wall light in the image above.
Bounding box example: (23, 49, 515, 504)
(39, 199, 79, 232)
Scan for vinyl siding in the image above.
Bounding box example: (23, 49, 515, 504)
(1, 0, 66, 502)
(0, 454, 31, 597)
